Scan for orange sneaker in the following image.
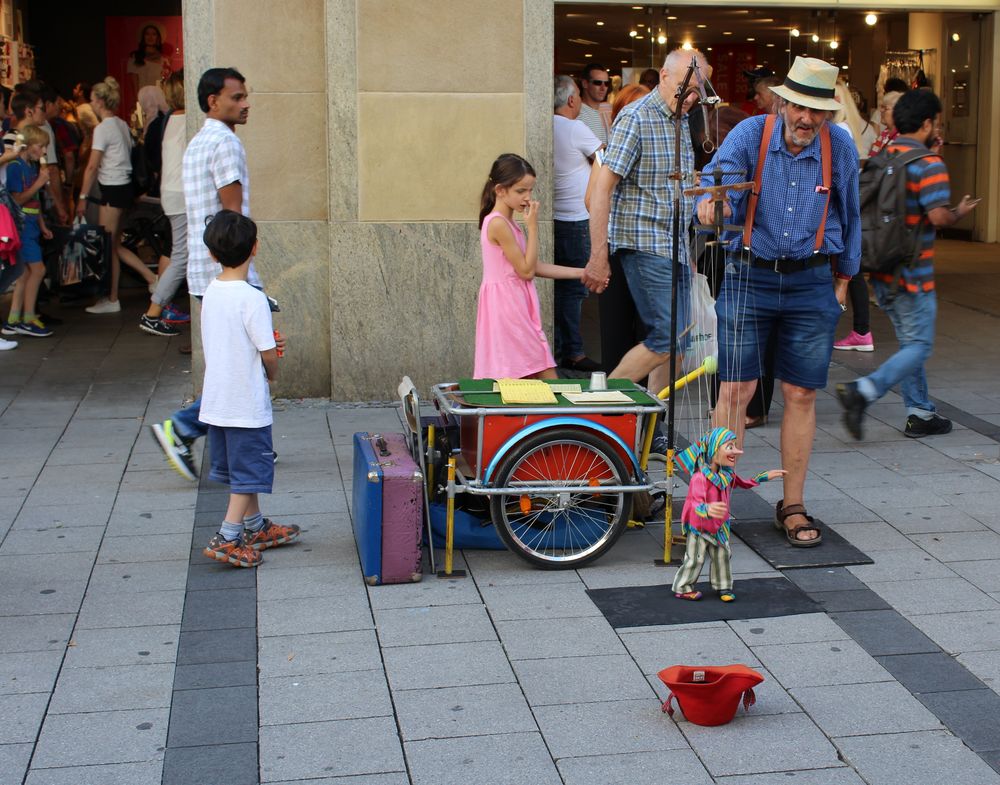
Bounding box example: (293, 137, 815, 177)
(244, 518, 301, 551)
(203, 534, 262, 568)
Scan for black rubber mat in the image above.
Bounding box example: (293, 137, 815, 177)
(733, 518, 874, 570)
(587, 576, 819, 628)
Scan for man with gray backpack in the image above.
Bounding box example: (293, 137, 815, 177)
(837, 89, 979, 441)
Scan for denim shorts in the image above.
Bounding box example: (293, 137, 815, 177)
(715, 257, 841, 390)
(616, 248, 690, 355)
(18, 216, 42, 264)
(208, 424, 274, 494)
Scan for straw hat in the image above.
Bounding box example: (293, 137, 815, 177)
(769, 56, 841, 111)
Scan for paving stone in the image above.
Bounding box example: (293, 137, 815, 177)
(161, 743, 256, 785)
(952, 561, 1000, 593)
(827, 521, 916, 551)
(682, 712, 843, 776)
(49, 663, 174, 714)
(0, 692, 50, 744)
(621, 625, 761, 675)
(181, 586, 256, 631)
(405, 731, 562, 785)
(76, 589, 186, 630)
(497, 616, 625, 660)
(513, 654, 653, 706)
(809, 588, 892, 613)
(256, 563, 367, 601)
(260, 669, 392, 726)
(910, 610, 1000, 654)
(785, 567, 867, 593)
(24, 760, 163, 785)
(0, 744, 34, 785)
(558, 749, 714, 785)
(871, 577, 1000, 615)
(267, 777, 408, 785)
(374, 603, 496, 648)
(98, 533, 193, 564)
(534, 698, 686, 758)
(463, 549, 584, 586)
(0, 525, 105, 556)
(173, 660, 257, 691)
(847, 548, 958, 583)
(0, 650, 63, 695)
(395, 682, 536, 741)
(382, 640, 515, 691)
(186, 561, 258, 591)
(830, 609, 941, 656)
(752, 639, 892, 688)
(105, 507, 195, 536)
(730, 613, 848, 647)
(175, 627, 256, 665)
(87, 560, 190, 594)
(365, 572, 482, 611)
(61, 626, 181, 669)
(258, 630, 383, 678)
(917, 689, 1000, 752)
(32, 708, 169, 768)
(715, 769, 869, 785)
(877, 505, 987, 534)
(910, 531, 1000, 562)
(481, 581, 602, 621)
(167, 685, 257, 747)
(0, 614, 74, 654)
(0, 578, 88, 615)
(259, 717, 404, 782)
(879, 652, 987, 695)
(790, 681, 943, 737)
(258, 592, 373, 637)
(835, 729, 1000, 785)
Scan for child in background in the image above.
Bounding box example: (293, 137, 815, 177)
(474, 153, 592, 380)
(671, 427, 785, 602)
(4, 125, 53, 338)
(198, 210, 298, 568)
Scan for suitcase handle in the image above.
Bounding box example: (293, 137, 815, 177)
(375, 436, 390, 457)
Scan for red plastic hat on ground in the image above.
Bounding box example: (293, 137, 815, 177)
(658, 664, 764, 726)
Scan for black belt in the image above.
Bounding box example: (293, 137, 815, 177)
(745, 252, 832, 274)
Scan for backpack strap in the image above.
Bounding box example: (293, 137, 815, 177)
(742, 114, 776, 250)
(813, 123, 833, 253)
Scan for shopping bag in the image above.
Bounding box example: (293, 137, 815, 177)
(60, 218, 107, 286)
(681, 272, 717, 373)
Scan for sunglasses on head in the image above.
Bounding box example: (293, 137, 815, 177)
(590, 79, 610, 86)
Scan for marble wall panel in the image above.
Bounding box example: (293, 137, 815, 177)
(525, 0, 554, 221)
(327, 0, 359, 222)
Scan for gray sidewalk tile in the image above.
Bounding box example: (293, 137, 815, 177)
(513, 654, 653, 706)
(829, 609, 941, 656)
(534, 698, 687, 758)
(558, 749, 713, 785)
(257, 563, 366, 601)
(75, 589, 186, 630)
(259, 716, 405, 782)
(621, 626, 761, 675)
(835, 729, 1000, 785)
(9, 503, 113, 531)
(104, 508, 195, 536)
(374, 603, 496, 647)
(809, 588, 892, 612)
(365, 573, 479, 610)
(0, 525, 106, 556)
(173, 660, 257, 691)
(0, 692, 50, 744)
(879, 652, 987, 694)
(24, 761, 163, 785)
(715, 769, 868, 785)
(828, 521, 916, 551)
(31, 707, 169, 768)
(0, 614, 75, 654)
(49, 663, 174, 714)
(752, 639, 892, 688)
(847, 548, 958, 583)
(481, 582, 601, 621)
(268, 777, 408, 785)
(161, 742, 257, 785)
(910, 610, 1000, 654)
(65, 625, 180, 668)
(0, 650, 63, 695)
(167, 685, 257, 747)
(87, 560, 189, 595)
(382, 640, 515, 691)
(917, 689, 1000, 752)
(0, 578, 88, 616)
(181, 586, 257, 631)
(785, 567, 867, 593)
(957, 651, 1000, 694)
(186, 562, 258, 591)
(97, 533, 193, 564)
(730, 613, 849, 647)
(683, 712, 843, 776)
(877, 505, 987, 534)
(497, 616, 625, 661)
(258, 630, 383, 678)
(463, 549, 584, 586)
(405, 731, 561, 785)
(175, 627, 255, 666)
(910, 531, 1000, 562)
(871, 577, 1000, 615)
(0, 745, 31, 785)
(952, 560, 1000, 593)
(262, 490, 348, 516)
(790, 681, 943, 737)
(394, 683, 536, 741)
(258, 592, 373, 637)
(259, 669, 392, 726)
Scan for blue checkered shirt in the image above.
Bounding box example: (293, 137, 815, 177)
(604, 88, 695, 259)
(700, 114, 861, 277)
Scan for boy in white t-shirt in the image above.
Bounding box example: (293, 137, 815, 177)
(199, 210, 298, 568)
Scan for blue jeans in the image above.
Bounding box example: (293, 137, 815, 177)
(857, 282, 937, 417)
(618, 248, 691, 355)
(553, 219, 589, 361)
(172, 397, 207, 441)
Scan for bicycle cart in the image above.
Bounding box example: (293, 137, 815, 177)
(421, 378, 668, 570)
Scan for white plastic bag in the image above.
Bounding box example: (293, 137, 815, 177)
(682, 272, 717, 374)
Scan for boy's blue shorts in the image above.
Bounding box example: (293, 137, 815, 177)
(207, 424, 274, 494)
(18, 216, 42, 264)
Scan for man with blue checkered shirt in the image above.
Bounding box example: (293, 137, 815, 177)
(695, 57, 862, 548)
(583, 48, 710, 453)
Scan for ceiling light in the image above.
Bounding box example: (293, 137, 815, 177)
(621, 59, 628, 63)
(629, 29, 637, 37)
(682, 41, 693, 51)
(667, 15, 678, 20)
(632, 5, 643, 9)
(637, 23, 645, 27)
(790, 28, 800, 37)
(785, 48, 791, 52)
(635, 35, 645, 40)
(697, 24, 707, 29)
(829, 40, 839, 49)
(811, 34, 819, 43)
(585, 53, 593, 58)
(657, 33, 667, 44)
(842, 65, 849, 69)
(596, 21, 604, 26)
(723, 31, 732, 36)
(952, 32, 961, 42)
(865, 14, 877, 26)
(747, 37, 756, 42)
(569, 38, 598, 45)
(766, 43, 775, 48)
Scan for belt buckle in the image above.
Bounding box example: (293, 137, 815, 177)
(773, 258, 781, 274)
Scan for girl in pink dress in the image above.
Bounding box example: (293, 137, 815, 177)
(474, 154, 588, 380)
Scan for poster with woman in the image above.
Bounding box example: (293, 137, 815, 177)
(105, 17, 183, 120)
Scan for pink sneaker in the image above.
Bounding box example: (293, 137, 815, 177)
(834, 331, 874, 352)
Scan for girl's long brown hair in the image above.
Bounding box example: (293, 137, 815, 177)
(478, 153, 536, 228)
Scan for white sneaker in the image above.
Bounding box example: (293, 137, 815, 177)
(0, 337, 18, 350)
(86, 298, 122, 314)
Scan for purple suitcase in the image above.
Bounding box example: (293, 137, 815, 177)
(352, 432, 423, 585)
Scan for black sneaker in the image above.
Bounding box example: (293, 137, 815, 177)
(140, 314, 181, 337)
(905, 414, 952, 438)
(649, 432, 669, 459)
(561, 356, 602, 373)
(150, 420, 197, 481)
(836, 381, 868, 441)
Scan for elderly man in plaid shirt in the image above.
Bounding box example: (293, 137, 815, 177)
(584, 49, 710, 457)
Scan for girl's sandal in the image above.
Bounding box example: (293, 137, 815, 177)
(718, 591, 736, 602)
(674, 591, 703, 601)
(774, 499, 823, 548)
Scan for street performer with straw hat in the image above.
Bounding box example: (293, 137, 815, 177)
(694, 56, 861, 547)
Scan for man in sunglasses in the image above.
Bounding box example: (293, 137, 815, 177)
(578, 63, 612, 145)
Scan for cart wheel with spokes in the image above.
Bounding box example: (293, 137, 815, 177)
(489, 428, 633, 569)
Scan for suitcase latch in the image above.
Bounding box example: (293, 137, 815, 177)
(367, 470, 380, 483)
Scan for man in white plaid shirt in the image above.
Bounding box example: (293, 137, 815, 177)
(151, 67, 278, 481)
(584, 49, 710, 455)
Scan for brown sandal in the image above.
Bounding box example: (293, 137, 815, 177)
(774, 499, 823, 548)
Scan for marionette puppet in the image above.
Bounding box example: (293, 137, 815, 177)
(672, 427, 785, 602)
